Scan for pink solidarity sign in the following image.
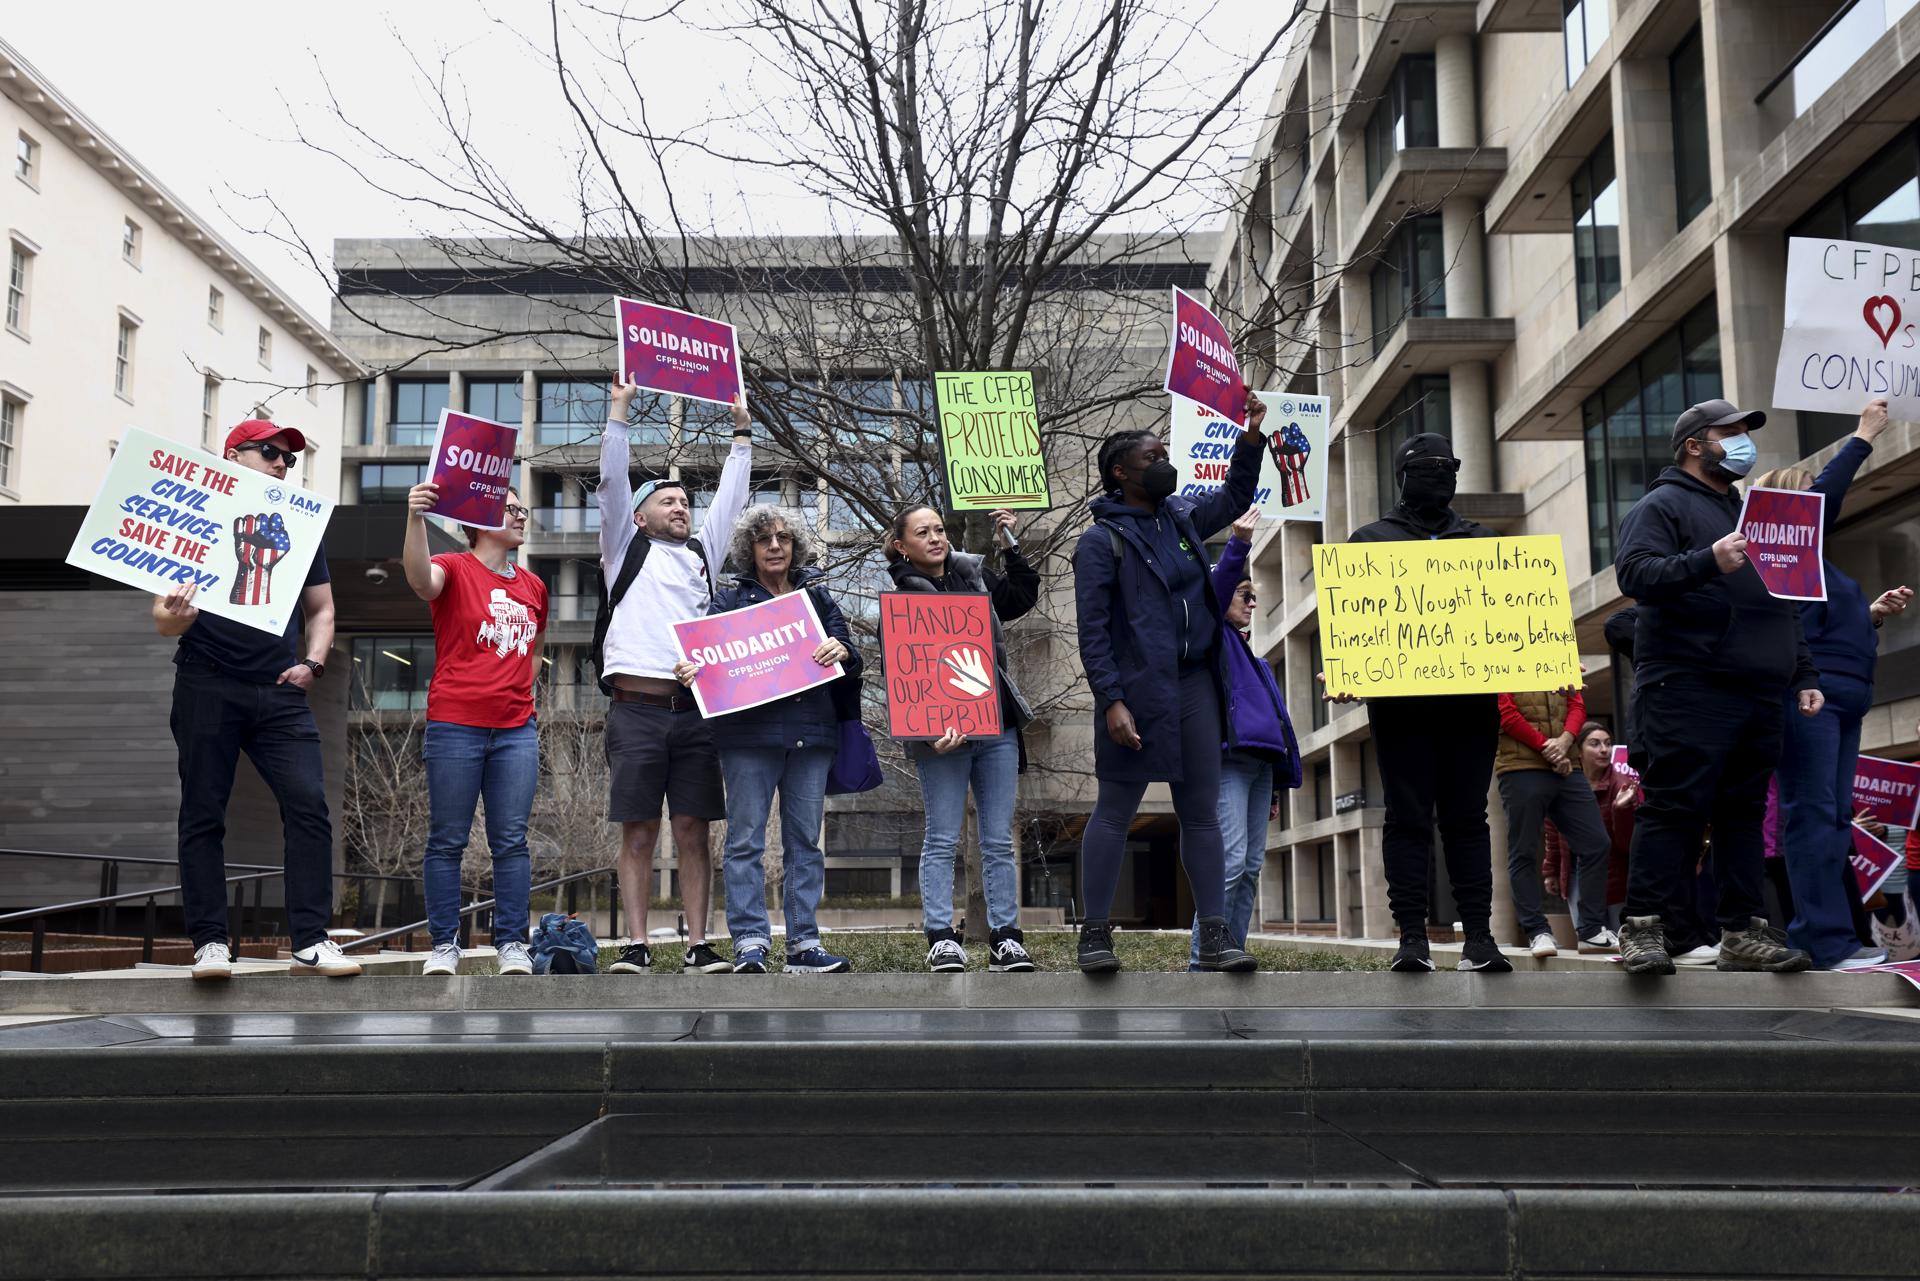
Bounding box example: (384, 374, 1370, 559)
(1609, 744, 1640, 784)
(426, 410, 519, 530)
(1164, 286, 1244, 426)
(614, 297, 743, 408)
(671, 590, 843, 718)
(1737, 486, 1826, 601)
(1849, 824, 1903, 902)
(1854, 755, 1920, 829)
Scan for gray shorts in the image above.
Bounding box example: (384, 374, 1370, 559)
(605, 701, 725, 822)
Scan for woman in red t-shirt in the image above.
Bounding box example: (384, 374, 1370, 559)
(403, 482, 547, 978)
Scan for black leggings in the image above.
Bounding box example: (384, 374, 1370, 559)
(1081, 667, 1227, 922)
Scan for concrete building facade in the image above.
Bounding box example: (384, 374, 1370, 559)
(1213, 0, 1920, 941)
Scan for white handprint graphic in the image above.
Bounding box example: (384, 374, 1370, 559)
(941, 645, 993, 699)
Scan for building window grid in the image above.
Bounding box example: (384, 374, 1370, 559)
(389, 379, 450, 447)
(122, 219, 141, 266)
(0, 396, 18, 490)
(305, 366, 319, 404)
(1369, 215, 1446, 355)
(256, 327, 272, 369)
(5, 243, 27, 332)
(1570, 133, 1621, 325)
(538, 378, 668, 446)
(208, 286, 224, 330)
(15, 132, 37, 185)
(1670, 26, 1711, 229)
(202, 376, 219, 449)
(359, 462, 429, 503)
(349, 636, 436, 711)
(1375, 375, 1453, 515)
(1562, 0, 1610, 87)
(467, 377, 526, 427)
(1363, 56, 1438, 194)
(114, 319, 136, 399)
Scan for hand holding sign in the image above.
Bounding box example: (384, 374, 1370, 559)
(1712, 531, 1749, 573)
(1871, 586, 1914, 625)
(1737, 487, 1826, 600)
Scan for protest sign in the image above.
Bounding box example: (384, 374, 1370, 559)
(1849, 823, 1903, 902)
(1170, 389, 1328, 523)
(879, 591, 1002, 740)
(1845, 958, 1920, 989)
(426, 409, 519, 530)
(1737, 486, 1826, 601)
(1610, 744, 1640, 784)
(613, 297, 743, 408)
(933, 371, 1050, 510)
(671, 590, 842, 718)
(1773, 236, 1920, 420)
(1854, 755, 1920, 830)
(1313, 535, 1581, 698)
(1164, 286, 1245, 426)
(66, 426, 334, 637)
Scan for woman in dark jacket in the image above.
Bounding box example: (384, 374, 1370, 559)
(886, 506, 1041, 973)
(1072, 390, 1267, 973)
(1751, 398, 1912, 969)
(675, 505, 859, 976)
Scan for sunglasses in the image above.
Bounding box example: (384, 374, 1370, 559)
(1403, 457, 1461, 474)
(239, 442, 300, 467)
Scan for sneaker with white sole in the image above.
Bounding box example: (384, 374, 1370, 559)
(785, 946, 851, 974)
(421, 943, 461, 977)
(1528, 931, 1559, 958)
(1832, 945, 1890, 972)
(191, 941, 233, 981)
(926, 932, 967, 973)
(290, 939, 361, 978)
(988, 930, 1037, 973)
(682, 941, 733, 974)
(1672, 943, 1720, 967)
(496, 941, 533, 975)
(1578, 927, 1620, 952)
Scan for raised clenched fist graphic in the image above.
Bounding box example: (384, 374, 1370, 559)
(1269, 421, 1313, 506)
(230, 513, 291, 607)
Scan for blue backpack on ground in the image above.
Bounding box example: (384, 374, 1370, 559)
(530, 913, 598, 975)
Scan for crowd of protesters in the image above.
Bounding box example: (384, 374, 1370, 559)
(156, 385, 1914, 980)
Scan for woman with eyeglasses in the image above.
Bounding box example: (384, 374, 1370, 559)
(402, 483, 547, 978)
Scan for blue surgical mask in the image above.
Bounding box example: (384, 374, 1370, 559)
(1714, 432, 1757, 478)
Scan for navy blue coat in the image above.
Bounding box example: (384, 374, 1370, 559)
(703, 566, 861, 753)
(1072, 429, 1263, 783)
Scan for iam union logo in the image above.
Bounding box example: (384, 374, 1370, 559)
(265, 486, 285, 503)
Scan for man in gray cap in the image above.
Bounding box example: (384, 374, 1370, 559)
(1612, 399, 1822, 975)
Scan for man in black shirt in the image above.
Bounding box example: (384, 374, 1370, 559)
(154, 419, 356, 979)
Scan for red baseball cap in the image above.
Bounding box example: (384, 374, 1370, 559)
(224, 418, 307, 454)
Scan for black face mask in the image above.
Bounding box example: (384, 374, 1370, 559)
(1400, 468, 1456, 513)
(1141, 459, 1179, 501)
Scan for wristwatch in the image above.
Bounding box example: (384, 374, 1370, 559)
(301, 659, 326, 680)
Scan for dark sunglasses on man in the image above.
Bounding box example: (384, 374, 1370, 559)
(1403, 457, 1461, 475)
(237, 442, 301, 467)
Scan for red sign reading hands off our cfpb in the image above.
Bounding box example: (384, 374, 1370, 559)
(879, 592, 1002, 741)
(613, 297, 744, 408)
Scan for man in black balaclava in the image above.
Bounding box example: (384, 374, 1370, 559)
(1330, 434, 1506, 973)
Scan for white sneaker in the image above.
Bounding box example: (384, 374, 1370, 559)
(1835, 946, 1890, 972)
(1528, 932, 1559, 958)
(191, 941, 233, 981)
(496, 941, 533, 976)
(1673, 943, 1721, 967)
(1871, 914, 1920, 962)
(421, 943, 461, 977)
(1578, 928, 1620, 952)
(290, 939, 362, 977)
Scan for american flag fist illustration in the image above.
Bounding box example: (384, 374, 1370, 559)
(229, 513, 291, 606)
(1269, 422, 1312, 506)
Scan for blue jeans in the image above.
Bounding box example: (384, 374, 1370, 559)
(1191, 752, 1273, 967)
(423, 719, 538, 948)
(1780, 672, 1871, 967)
(720, 746, 832, 955)
(914, 730, 1021, 934)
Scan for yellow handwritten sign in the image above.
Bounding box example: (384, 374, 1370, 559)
(1313, 535, 1580, 697)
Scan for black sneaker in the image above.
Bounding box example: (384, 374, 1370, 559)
(609, 942, 652, 974)
(1077, 921, 1119, 974)
(1195, 916, 1257, 972)
(1717, 917, 1813, 973)
(1457, 931, 1513, 973)
(1390, 932, 1434, 973)
(988, 928, 1037, 973)
(1619, 915, 1675, 975)
(682, 941, 732, 974)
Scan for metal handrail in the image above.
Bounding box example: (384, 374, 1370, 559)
(0, 847, 278, 872)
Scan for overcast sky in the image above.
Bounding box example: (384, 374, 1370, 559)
(7, 1, 1289, 320)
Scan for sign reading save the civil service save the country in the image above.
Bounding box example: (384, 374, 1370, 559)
(933, 371, 1051, 510)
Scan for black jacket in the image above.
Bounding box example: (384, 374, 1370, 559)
(1349, 503, 1499, 544)
(1613, 466, 1817, 698)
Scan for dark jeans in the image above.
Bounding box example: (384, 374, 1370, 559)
(1499, 767, 1611, 938)
(1369, 694, 1499, 934)
(1625, 680, 1780, 933)
(170, 663, 333, 950)
(1082, 667, 1227, 922)
(1779, 672, 1873, 967)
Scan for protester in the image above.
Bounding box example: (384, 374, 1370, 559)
(1761, 779, 1875, 961)
(1612, 398, 1822, 975)
(596, 381, 753, 974)
(886, 505, 1040, 973)
(401, 482, 546, 978)
(676, 505, 858, 975)
(1186, 506, 1301, 970)
(1319, 433, 1510, 975)
(1750, 398, 1909, 970)
(1073, 391, 1267, 974)
(153, 419, 357, 979)
(1497, 688, 1616, 956)
(1543, 723, 1633, 935)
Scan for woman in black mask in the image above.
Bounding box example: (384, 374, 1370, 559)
(1071, 393, 1267, 973)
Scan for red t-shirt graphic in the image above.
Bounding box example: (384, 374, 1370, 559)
(427, 553, 547, 728)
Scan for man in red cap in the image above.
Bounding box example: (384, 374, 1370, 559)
(151, 419, 358, 980)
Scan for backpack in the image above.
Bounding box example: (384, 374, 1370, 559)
(592, 532, 707, 695)
(530, 912, 599, 975)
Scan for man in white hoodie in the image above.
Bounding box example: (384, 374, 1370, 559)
(595, 380, 753, 974)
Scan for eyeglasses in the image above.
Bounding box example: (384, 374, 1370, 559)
(1403, 457, 1461, 475)
(238, 442, 300, 467)
(504, 504, 530, 520)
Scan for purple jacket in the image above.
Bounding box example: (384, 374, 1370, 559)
(1213, 536, 1302, 789)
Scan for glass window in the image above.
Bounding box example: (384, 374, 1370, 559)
(1369, 215, 1446, 354)
(349, 636, 436, 711)
(208, 286, 224, 330)
(0, 395, 18, 490)
(256, 326, 272, 369)
(348, 380, 374, 447)
(122, 218, 141, 266)
(1571, 133, 1621, 324)
(537, 377, 669, 446)
(1375, 374, 1452, 514)
(1670, 27, 1710, 228)
(14, 132, 36, 185)
(1581, 296, 1720, 572)
(467, 377, 525, 426)
(305, 366, 319, 405)
(5, 241, 28, 333)
(115, 318, 136, 398)
(390, 378, 449, 447)
(202, 376, 219, 450)
(1363, 56, 1438, 194)
(359, 462, 429, 502)
(1562, 0, 1610, 87)
(1315, 845, 1336, 920)
(1309, 630, 1328, 730)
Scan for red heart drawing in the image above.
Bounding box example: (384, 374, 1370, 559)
(1863, 295, 1902, 348)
